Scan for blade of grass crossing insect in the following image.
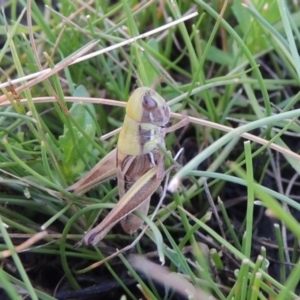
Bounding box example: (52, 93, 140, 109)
(135, 211, 165, 264)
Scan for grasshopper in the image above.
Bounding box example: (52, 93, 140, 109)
(68, 87, 188, 245)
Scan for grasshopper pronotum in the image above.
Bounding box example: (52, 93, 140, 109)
(68, 87, 188, 245)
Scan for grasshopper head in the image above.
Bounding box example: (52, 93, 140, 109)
(126, 87, 170, 126)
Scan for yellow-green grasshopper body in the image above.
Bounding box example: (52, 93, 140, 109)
(116, 87, 170, 235)
(68, 87, 185, 245)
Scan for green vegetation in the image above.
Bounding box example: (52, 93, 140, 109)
(1, 0, 300, 299)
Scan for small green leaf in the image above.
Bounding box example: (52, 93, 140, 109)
(58, 85, 96, 178)
(232, 0, 281, 54)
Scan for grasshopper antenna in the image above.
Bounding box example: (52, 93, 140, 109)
(151, 75, 165, 90)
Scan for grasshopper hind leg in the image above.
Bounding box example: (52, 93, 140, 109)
(120, 198, 150, 234)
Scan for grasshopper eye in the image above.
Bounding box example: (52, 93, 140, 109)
(142, 95, 157, 111)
